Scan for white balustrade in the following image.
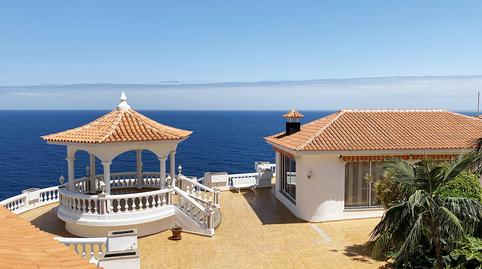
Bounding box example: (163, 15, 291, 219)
(174, 186, 213, 229)
(228, 173, 259, 186)
(59, 189, 101, 214)
(74, 177, 90, 193)
(54, 236, 107, 264)
(0, 193, 27, 213)
(38, 186, 60, 203)
(177, 175, 220, 206)
(108, 172, 162, 189)
(1, 186, 60, 214)
(59, 187, 173, 215)
(1, 171, 223, 222)
(106, 188, 171, 214)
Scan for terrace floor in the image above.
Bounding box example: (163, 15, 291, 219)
(19, 188, 385, 269)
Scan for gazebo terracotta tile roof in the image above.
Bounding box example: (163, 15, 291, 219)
(266, 109, 482, 152)
(0, 206, 96, 269)
(42, 93, 192, 144)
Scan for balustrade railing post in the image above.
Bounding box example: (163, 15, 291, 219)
(167, 187, 173, 205)
(98, 193, 107, 214)
(213, 188, 220, 206)
(206, 206, 215, 230)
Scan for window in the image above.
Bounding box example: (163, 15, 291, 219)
(344, 161, 381, 208)
(279, 154, 296, 203)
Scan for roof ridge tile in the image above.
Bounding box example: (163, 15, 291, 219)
(99, 108, 126, 143)
(340, 109, 448, 113)
(298, 111, 345, 150)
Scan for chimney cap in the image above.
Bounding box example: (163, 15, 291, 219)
(283, 109, 304, 119)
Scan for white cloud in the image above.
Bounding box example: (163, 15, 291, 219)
(1, 76, 481, 111)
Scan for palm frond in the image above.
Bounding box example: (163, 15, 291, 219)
(443, 197, 482, 219)
(443, 197, 482, 234)
(394, 211, 426, 264)
(370, 202, 408, 239)
(407, 190, 427, 217)
(437, 206, 465, 244)
(384, 159, 417, 187)
(443, 151, 480, 183)
(371, 231, 392, 258)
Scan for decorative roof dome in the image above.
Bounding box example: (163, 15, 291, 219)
(42, 92, 192, 144)
(282, 109, 304, 119)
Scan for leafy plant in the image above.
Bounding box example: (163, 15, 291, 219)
(370, 152, 482, 269)
(372, 171, 406, 208)
(445, 236, 482, 269)
(435, 170, 482, 202)
(170, 223, 182, 230)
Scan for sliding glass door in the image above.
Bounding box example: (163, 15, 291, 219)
(344, 161, 381, 208)
(279, 154, 296, 203)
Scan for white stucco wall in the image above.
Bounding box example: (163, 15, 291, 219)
(275, 153, 384, 222)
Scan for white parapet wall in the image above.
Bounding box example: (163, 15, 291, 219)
(203, 172, 229, 190)
(106, 229, 138, 252)
(202, 162, 276, 191)
(98, 250, 140, 269)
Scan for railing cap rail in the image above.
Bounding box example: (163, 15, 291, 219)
(178, 175, 216, 193)
(106, 187, 172, 200)
(54, 236, 107, 244)
(0, 193, 27, 205)
(228, 172, 259, 178)
(173, 186, 206, 212)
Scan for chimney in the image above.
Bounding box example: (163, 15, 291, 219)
(282, 109, 304, 135)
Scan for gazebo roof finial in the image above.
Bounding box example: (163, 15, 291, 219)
(117, 91, 131, 110)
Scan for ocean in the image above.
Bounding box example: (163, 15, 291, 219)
(0, 110, 332, 200)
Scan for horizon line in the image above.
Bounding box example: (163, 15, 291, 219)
(2, 74, 482, 88)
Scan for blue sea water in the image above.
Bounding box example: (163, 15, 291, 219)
(0, 110, 332, 200)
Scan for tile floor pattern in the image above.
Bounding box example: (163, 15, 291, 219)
(19, 188, 385, 269)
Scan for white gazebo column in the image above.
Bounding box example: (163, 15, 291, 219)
(169, 151, 176, 183)
(66, 157, 75, 191)
(136, 150, 143, 189)
(158, 155, 167, 188)
(102, 161, 112, 195)
(89, 154, 96, 192)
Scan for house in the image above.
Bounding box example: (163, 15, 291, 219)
(265, 109, 482, 222)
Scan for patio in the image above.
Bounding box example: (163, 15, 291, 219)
(20, 188, 384, 269)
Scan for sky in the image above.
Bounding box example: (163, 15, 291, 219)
(1, 1, 482, 110)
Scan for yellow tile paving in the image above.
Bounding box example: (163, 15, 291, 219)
(19, 188, 385, 269)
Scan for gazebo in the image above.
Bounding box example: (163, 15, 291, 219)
(42, 93, 220, 237)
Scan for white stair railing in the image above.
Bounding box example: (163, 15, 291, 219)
(174, 186, 217, 233)
(177, 175, 220, 206)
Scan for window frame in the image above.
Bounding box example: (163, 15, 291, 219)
(344, 160, 382, 209)
(279, 153, 296, 204)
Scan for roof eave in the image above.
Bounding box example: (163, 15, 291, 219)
(289, 147, 473, 156)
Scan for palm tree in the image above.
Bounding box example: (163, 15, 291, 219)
(370, 151, 482, 268)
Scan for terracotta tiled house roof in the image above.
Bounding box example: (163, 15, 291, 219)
(266, 110, 482, 152)
(0, 206, 96, 269)
(42, 108, 192, 144)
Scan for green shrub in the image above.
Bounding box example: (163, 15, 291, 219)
(436, 170, 482, 202)
(372, 171, 406, 208)
(445, 236, 482, 269)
